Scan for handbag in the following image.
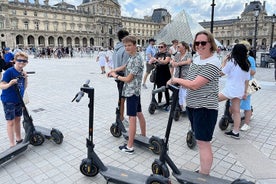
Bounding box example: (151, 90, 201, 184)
(247, 78, 261, 95)
(150, 68, 157, 83)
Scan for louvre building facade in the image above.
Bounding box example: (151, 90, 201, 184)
(0, 0, 171, 50)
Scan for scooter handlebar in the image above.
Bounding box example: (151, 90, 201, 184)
(83, 80, 90, 87)
(152, 86, 166, 94)
(72, 91, 84, 102)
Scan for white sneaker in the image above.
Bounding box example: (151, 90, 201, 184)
(122, 118, 129, 128)
(240, 124, 251, 131)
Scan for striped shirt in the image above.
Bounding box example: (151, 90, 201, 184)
(186, 54, 221, 110)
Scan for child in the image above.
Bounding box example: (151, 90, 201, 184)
(0, 52, 29, 147)
(107, 35, 145, 154)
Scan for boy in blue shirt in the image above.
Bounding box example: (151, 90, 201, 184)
(0, 52, 29, 147)
(108, 35, 146, 154)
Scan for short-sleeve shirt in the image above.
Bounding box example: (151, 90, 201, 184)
(146, 45, 157, 62)
(122, 53, 144, 97)
(186, 54, 221, 110)
(4, 52, 14, 63)
(1, 67, 25, 103)
(174, 52, 192, 79)
(221, 59, 250, 99)
(248, 56, 256, 80)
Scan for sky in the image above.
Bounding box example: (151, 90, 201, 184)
(30, 0, 276, 22)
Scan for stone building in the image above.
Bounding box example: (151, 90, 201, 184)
(0, 0, 171, 50)
(200, 1, 276, 50)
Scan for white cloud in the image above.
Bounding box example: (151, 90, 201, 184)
(31, 0, 276, 21)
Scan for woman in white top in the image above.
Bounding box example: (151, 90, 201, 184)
(96, 48, 107, 74)
(219, 44, 251, 139)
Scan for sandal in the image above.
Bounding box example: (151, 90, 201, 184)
(16, 139, 23, 144)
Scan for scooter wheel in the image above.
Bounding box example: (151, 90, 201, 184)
(110, 124, 122, 138)
(218, 118, 229, 130)
(149, 138, 162, 155)
(148, 104, 156, 114)
(51, 129, 64, 144)
(152, 160, 170, 178)
(80, 158, 99, 177)
(186, 130, 196, 149)
(30, 132, 45, 146)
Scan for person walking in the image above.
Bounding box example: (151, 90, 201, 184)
(167, 30, 221, 175)
(142, 38, 157, 89)
(96, 48, 107, 74)
(219, 44, 251, 139)
(108, 35, 146, 154)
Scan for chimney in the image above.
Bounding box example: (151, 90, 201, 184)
(44, 0, 49, 6)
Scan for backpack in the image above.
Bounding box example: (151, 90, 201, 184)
(269, 47, 276, 59)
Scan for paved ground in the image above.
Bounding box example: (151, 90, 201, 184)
(0, 54, 275, 184)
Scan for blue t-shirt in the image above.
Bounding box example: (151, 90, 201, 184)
(4, 52, 14, 63)
(1, 67, 25, 103)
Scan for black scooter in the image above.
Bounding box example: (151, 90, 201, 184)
(110, 85, 165, 155)
(0, 72, 63, 165)
(151, 84, 253, 184)
(73, 80, 170, 184)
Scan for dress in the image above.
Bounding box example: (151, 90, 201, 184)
(97, 51, 107, 67)
(174, 52, 192, 106)
(154, 52, 171, 87)
(221, 59, 250, 99)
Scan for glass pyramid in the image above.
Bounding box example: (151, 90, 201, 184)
(155, 10, 222, 47)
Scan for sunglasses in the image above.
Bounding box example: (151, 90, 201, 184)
(16, 59, 28, 63)
(158, 46, 164, 49)
(195, 41, 208, 46)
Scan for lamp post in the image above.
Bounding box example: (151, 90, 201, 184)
(210, 0, 216, 33)
(253, 6, 260, 59)
(270, 14, 276, 48)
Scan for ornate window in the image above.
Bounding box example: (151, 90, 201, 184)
(24, 21, 29, 30)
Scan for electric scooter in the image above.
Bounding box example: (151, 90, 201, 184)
(151, 84, 253, 184)
(0, 72, 63, 165)
(218, 100, 253, 130)
(73, 80, 170, 184)
(110, 84, 164, 155)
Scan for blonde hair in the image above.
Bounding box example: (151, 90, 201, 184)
(15, 52, 28, 60)
(239, 40, 251, 51)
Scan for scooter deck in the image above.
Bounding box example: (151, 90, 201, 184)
(101, 165, 149, 184)
(122, 132, 150, 147)
(173, 169, 232, 184)
(35, 126, 51, 137)
(0, 142, 29, 165)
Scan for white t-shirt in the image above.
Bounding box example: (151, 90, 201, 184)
(221, 59, 250, 99)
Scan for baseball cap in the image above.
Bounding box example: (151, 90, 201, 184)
(4, 47, 10, 51)
(149, 38, 156, 42)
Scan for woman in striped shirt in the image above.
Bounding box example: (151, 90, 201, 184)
(168, 30, 221, 175)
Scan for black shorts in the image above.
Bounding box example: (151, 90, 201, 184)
(146, 63, 155, 73)
(186, 107, 218, 141)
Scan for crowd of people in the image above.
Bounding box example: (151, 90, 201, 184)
(106, 29, 264, 177)
(1, 28, 275, 177)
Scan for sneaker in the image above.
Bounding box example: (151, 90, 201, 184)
(142, 84, 147, 89)
(225, 130, 240, 139)
(163, 105, 170, 112)
(122, 118, 129, 128)
(240, 124, 251, 131)
(119, 144, 134, 154)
